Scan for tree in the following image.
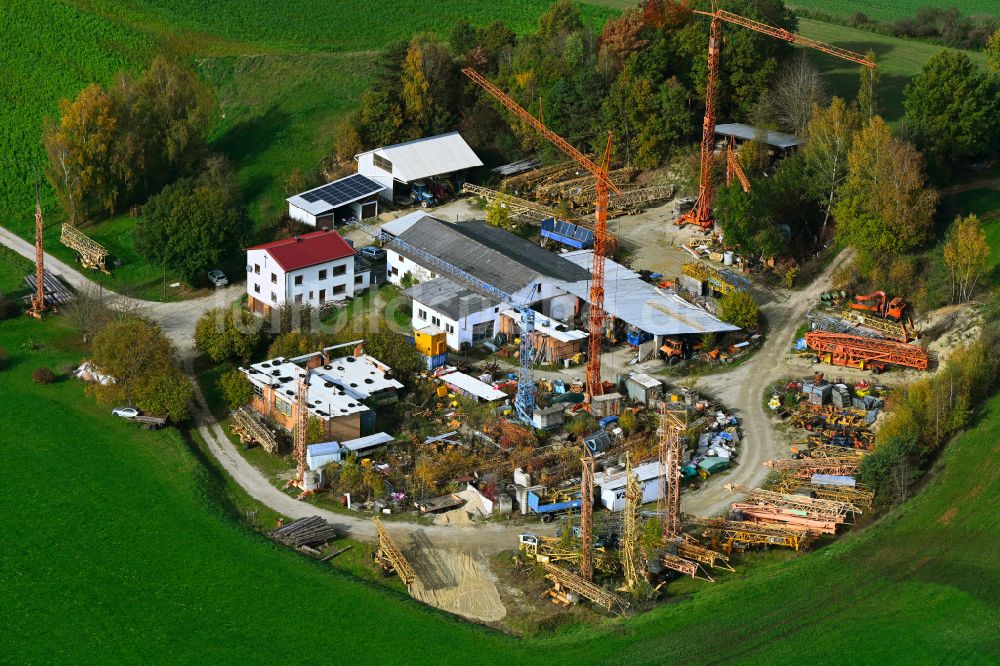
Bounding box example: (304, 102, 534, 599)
(133, 171, 249, 285)
(195, 308, 264, 363)
(599, 10, 648, 69)
(618, 408, 637, 435)
(332, 115, 362, 163)
(43, 84, 117, 222)
(538, 0, 583, 39)
(856, 50, 879, 121)
(485, 198, 514, 229)
(772, 53, 827, 136)
(718, 291, 760, 330)
(989, 29, 1000, 71)
(834, 117, 938, 264)
(219, 369, 253, 409)
(803, 97, 861, 235)
(401, 35, 455, 137)
(903, 50, 1000, 162)
(91, 318, 191, 421)
(942, 214, 989, 303)
(449, 19, 479, 55)
(715, 185, 783, 257)
(62, 284, 112, 343)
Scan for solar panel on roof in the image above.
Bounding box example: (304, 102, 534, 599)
(295, 174, 383, 209)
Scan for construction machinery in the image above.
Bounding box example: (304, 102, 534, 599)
(518, 534, 616, 573)
(580, 451, 596, 580)
(620, 452, 646, 593)
(60, 224, 109, 273)
(681, 259, 750, 296)
(805, 331, 929, 373)
(28, 176, 46, 318)
(373, 517, 417, 590)
(542, 562, 629, 614)
(286, 370, 311, 491)
(693, 517, 811, 552)
(850, 291, 908, 321)
(230, 406, 280, 454)
(462, 67, 621, 403)
(678, 3, 875, 228)
(765, 456, 861, 479)
(774, 476, 875, 510)
(657, 404, 686, 539)
(725, 136, 750, 193)
(726, 483, 862, 519)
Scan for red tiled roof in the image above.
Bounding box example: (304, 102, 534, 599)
(247, 229, 356, 271)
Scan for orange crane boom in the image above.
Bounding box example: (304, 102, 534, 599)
(678, 4, 876, 229)
(805, 331, 928, 372)
(725, 137, 750, 193)
(29, 175, 46, 318)
(462, 67, 621, 401)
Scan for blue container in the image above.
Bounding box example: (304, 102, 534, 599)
(423, 353, 448, 370)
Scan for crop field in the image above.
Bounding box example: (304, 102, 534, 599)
(787, 1, 999, 22)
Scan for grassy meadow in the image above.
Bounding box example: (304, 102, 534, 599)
(787, 1, 1000, 22)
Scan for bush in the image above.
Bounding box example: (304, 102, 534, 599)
(718, 292, 760, 330)
(219, 369, 253, 409)
(0, 295, 20, 320)
(33, 367, 56, 384)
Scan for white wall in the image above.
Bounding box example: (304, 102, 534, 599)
(386, 249, 436, 286)
(288, 204, 317, 226)
(357, 153, 395, 201)
(411, 299, 499, 351)
(247, 249, 362, 309)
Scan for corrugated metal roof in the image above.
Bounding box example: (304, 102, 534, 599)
(342, 432, 394, 452)
(357, 131, 483, 182)
(395, 217, 589, 295)
(560, 251, 739, 336)
(441, 371, 507, 401)
(715, 123, 803, 149)
(405, 277, 501, 321)
(380, 211, 428, 237)
(498, 308, 587, 343)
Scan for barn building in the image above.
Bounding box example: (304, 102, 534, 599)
(355, 132, 483, 202)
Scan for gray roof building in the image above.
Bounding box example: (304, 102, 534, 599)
(393, 217, 589, 295)
(715, 123, 803, 150)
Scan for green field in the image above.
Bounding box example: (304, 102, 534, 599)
(788, 1, 999, 22)
(940, 184, 1000, 269)
(3, 285, 999, 660)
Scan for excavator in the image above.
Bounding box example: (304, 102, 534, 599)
(850, 292, 907, 321)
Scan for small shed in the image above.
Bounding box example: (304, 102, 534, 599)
(597, 460, 662, 511)
(287, 174, 385, 227)
(498, 310, 587, 365)
(622, 372, 663, 405)
(714, 123, 803, 151)
(532, 404, 565, 430)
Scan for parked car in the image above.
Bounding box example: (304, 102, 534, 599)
(359, 246, 386, 261)
(207, 269, 228, 287)
(112, 407, 140, 419)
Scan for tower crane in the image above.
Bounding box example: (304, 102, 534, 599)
(462, 67, 621, 402)
(28, 175, 46, 319)
(288, 369, 312, 491)
(677, 2, 876, 228)
(347, 219, 540, 425)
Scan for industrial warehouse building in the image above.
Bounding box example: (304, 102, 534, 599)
(285, 173, 385, 227)
(355, 131, 483, 202)
(385, 214, 736, 353)
(245, 229, 371, 315)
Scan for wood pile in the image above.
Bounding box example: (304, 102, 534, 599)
(268, 516, 338, 547)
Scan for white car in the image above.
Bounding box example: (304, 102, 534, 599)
(207, 269, 228, 287)
(112, 407, 140, 419)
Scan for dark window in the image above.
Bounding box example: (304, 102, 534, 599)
(472, 321, 493, 342)
(373, 154, 392, 171)
(333, 264, 347, 277)
(319, 289, 326, 303)
(318, 269, 327, 280)
(431, 316, 440, 327)
(271, 273, 277, 284)
(254, 283, 260, 294)
(294, 294, 303, 304)
(333, 284, 346, 295)
(252, 383, 262, 398)
(254, 264, 260, 274)
(446, 323, 455, 334)
(294, 275, 303, 286)
(417, 309, 427, 321)
(270, 292, 277, 302)
(354, 275, 363, 284)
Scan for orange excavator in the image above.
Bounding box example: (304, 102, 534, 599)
(850, 292, 907, 321)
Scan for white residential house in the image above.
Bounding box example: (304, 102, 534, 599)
(356, 131, 483, 202)
(246, 229, 370, 316)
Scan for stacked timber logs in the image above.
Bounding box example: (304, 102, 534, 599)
(268, 516, 338, 547)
